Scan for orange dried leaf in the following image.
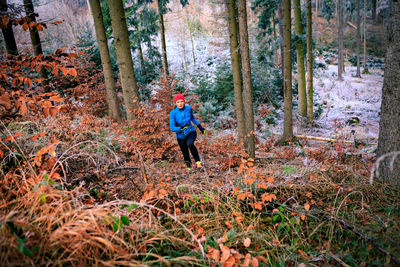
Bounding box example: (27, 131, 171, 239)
(304, 203, 310, 211)
(49, 95, 62, 102)
(39, 132, 46, 138)
(243, 238, 251, 248)
(300, 214, 306, 221)
(69, 68, 77, 76)
(251, 257, 259, 267)
(223, 256, 235, 267)
(225, 221, 232, 229)
(32, 133, 39, 141)
(20, 104, 28, 116)
(266, 176, 274, 183)
(222, 235, 228, 243)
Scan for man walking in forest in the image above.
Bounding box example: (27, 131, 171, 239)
(169, 92, 206, 172)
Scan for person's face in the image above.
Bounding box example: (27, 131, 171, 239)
(176, 99, 185, 109)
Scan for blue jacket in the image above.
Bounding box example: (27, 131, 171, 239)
(169, 105, 200, 139)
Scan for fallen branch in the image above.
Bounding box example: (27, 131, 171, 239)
(295, 135, 354, 144)
(311, 209, 400, 266)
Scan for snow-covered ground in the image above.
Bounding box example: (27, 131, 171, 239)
(269, 63, 384, 144)
(163, 34, 384, 145)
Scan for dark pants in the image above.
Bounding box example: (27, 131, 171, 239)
(177, 131, 200, 168)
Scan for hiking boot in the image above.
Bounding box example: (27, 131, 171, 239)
(195, 161, 202, 170)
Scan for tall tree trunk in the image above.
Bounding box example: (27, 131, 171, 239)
(294, 0, 307, 117)
(338, 0, 344, 81)
(227, 0, 245, 144)
(89, 0, 121, 122)
(157, 0, 169, 76)
(316, 0, 318, 16)
(23, 0, 48, 88)
(273, 16, 279, 66)
(363, 0, 368, 73)
(0, 0, 18, 55)
(238, 0, 255, 158)
(137, 41, 147, 76)
(278, 2, 284, 96)
(375, 0, 400, 186)
(107, 0, 139, 121)
(306, 0, 313, 126)
(282, 0, 293, 140)
(371, 0, 376, 23)
(356, 0, 361, 77)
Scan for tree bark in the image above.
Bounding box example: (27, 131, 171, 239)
(363, 0, 368, 73)
(157, 0, 169, 76)
(23, 0, 48, 89)
(371, 0, 376, 23)
(306, 0, 313, 126)
(227, 0, 245, 144)
(137, 41, 147, 76)
(278, 2, 284, 96)
(356, 0, 361, 77)
(89, 0, 121, 122)
(107, 0, 140, 121)
(282, 0, 293, 140)
(338, 0, 344, 81)
(238, 0, 255, 158)
(375, 0, 400, 186)
(0, 0, 18, 55)
(294, 0, 307, 117)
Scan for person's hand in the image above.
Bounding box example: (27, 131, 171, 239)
(197, 124, 206, 134)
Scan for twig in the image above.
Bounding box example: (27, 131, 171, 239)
(329, 254, 351, 267)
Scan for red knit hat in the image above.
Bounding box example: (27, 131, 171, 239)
(174, 92, 185, 103)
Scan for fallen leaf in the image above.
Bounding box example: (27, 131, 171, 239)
(304, 203, 310, 211)
(243, 238, 251, 248)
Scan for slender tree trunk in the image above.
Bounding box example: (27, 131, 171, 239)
(282, 0, 293, 140)
(356, 0, 361, 77)
(157, 0, 169, 76)
(338, 0, 344, 81)
(316, 0, 318, 17)
(278, 2, 284, 96)
(375, 0, 400, 186)
(107, 0, 140, 121)
(306, 0, 313, 126)
(137, 41, 147, 76)
(238, 0, 255, 158)
(23, 0, 48, 89)
(363, 0, 368, 73)
(227, 0, 245, 144)
(189, 30, 196, 66)
(0, 0, 18, 55)
(89, 0, 121, 122)
(23, 0, 43, 55)
(294, 0, 307, 117)
(273, 16, 279, 66)
(371, 0, 376, 23)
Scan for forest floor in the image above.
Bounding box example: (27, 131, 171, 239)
(1, 66, 399, 266)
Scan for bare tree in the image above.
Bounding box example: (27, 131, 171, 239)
(227, 0, 245, 143)
(107, 0, 140, 121)
(338, 0, 344, 81)
(294, 0, 307, 117)
(374, 0, 400, 186)
(157, 0, 169, 76)
(306, 0, 313, 126)
(89, 0, 121, 122)
(238, 0, 255, 158)
(356, 0, 361, 77)
(282, 0, 293, 140)
(0, 0, 18, 55)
